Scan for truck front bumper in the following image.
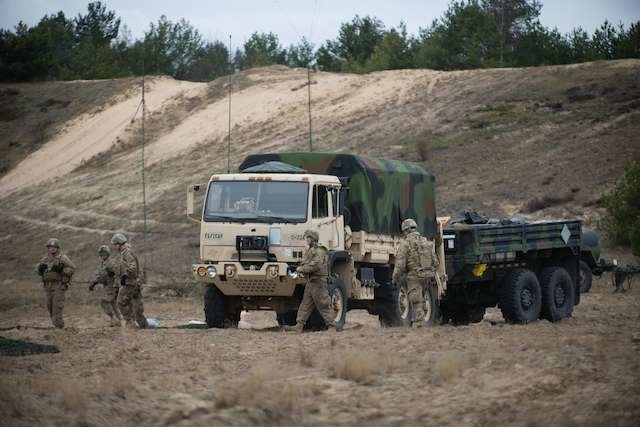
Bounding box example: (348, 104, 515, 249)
(192, 261, 300, 296)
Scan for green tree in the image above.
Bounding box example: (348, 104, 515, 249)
(184, 41, 229, 81)
(241, 32, 285, 69)
(286, 37, 314, 68)
(365, 23, 412, 72)
(601, 161, 640, 257)
(316, 15, 385, 72)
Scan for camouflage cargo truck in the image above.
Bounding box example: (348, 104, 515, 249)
(188, 152, 583, 327)
(442, 219, 582, 324)
(187, 153, 445, 328)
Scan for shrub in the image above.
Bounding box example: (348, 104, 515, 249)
(600, 161, 640, 256)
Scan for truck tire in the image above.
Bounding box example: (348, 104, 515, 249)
(305, 277, 348, 331)
(375, 282, 411, 327)
(204, 285, 225, 328)
(579, 260, 593, 293)
(499, 269, 542, 324)
(539, 267, 575, 322)
(329, 276, 348, 331)
(423, 282, 441, 326)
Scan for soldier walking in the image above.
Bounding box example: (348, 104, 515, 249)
(89, 245, 121, 326)
(111, 233, 148, 328)
(35, 238, 76, 329)
(392, 219, 438, 328)
(285, 230, 340, 333)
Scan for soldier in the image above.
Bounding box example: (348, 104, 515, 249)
(285, 230, 340, 333)
(392, 218, 439, 328)
(111, 233, 148, 329)
(89, 245, 121, 326)
(35, 238, 76, 329)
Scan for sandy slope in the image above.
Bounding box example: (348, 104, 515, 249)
(0, 77, 205, 196)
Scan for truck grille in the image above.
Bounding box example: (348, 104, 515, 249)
(235, 280, 277, 294)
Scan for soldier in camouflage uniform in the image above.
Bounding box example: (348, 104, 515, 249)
(35, 238, 76, 329)
(392, 219, 438, 328)
(111, 233, 148, 328)
(285, 230, 340, 333)
(89, 245, 121, 326)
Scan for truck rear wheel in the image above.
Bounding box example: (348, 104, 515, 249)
(579, 261, 593, 293)
(375, 282, 410, 327)
(540, 267, 575, 321)
(499, 269, 541, 324)
(423, 282, 441, 326)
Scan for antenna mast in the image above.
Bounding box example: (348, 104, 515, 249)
(141, 69, 148, 273)
(307, 64, 313, 152)
(227, 35, 232, 173)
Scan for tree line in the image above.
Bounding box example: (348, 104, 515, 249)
(0, 0, 638, 82)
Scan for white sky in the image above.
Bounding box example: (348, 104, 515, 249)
(1, 0, 639, 48)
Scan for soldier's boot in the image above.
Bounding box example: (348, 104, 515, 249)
(411, 321, 424, 329)
(125, 320, 136, 329)
(283, 323, 304, 333)
(109, 317, 121, 327)
(137, 316, 148, 329)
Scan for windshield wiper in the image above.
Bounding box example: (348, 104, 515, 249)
(204, 215, 243, 222)
(253, 215, 295, 223)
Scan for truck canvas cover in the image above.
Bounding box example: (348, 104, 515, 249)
(239, 152, 437, 238)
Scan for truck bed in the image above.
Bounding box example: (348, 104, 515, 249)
(443, 219, 582, 272)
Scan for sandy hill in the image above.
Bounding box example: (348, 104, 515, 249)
(0, 60, 639, 286)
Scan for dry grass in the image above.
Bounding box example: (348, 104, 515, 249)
(329, 349, 394, 385)
(298, 346, 315, 368)
(432, 351, 471, 383)
(215, 363, 312, 415)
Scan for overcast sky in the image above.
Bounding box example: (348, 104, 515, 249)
(1, 0, 639, 48)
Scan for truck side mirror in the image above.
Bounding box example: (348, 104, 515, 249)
(187, 184, 202, 222)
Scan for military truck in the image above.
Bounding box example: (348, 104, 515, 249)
(187, 152, 583, 327)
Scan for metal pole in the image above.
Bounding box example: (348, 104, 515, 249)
(307, 65, 313, 152)
(141, 73, 148, 277)
(227, 35, 232, 173)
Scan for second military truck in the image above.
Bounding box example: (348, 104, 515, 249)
(187, 153, 582, 328)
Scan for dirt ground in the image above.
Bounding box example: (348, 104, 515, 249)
(1, 273, 638, 427)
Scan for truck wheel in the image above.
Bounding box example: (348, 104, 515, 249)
(442, 303, 484, 325)
(277, 311, 297, 326)
(423, 283, 441, 326)
(579, 261, 593, 293)
(204, 286, 225, 328)
(225, 308, 241, 328)
(499, 269, 542, 324)
(375, 282, 411, 327)
(540, 267, 575, 321)
(329, 276, 348, 331)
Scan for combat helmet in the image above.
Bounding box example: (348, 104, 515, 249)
(98, 245, 111, 256)
(111, 233, 128, 245)
(401, 218, 418, 232)
(46, 238, 60, 248)
(303, 229, 319, 241)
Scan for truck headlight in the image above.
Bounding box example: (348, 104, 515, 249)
(206, 266, 217, 278)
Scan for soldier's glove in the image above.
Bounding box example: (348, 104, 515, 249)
(120, 276, 127, 286)
(37, 263, 47, 275)
(89, 282, 97, 291)
(107, 271, 115, 278)
(51, 263, 64, 274)
(296, 266, 303, 273)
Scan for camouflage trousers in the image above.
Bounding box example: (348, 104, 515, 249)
(407, 277, 425, 324)
(44, 282, 67, 329)
(117, 285, 147, 328)
(101, 285, 121, 321)
(296, 278, 335, 327)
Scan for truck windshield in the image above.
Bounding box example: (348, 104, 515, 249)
(203, 181, 309, 223)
